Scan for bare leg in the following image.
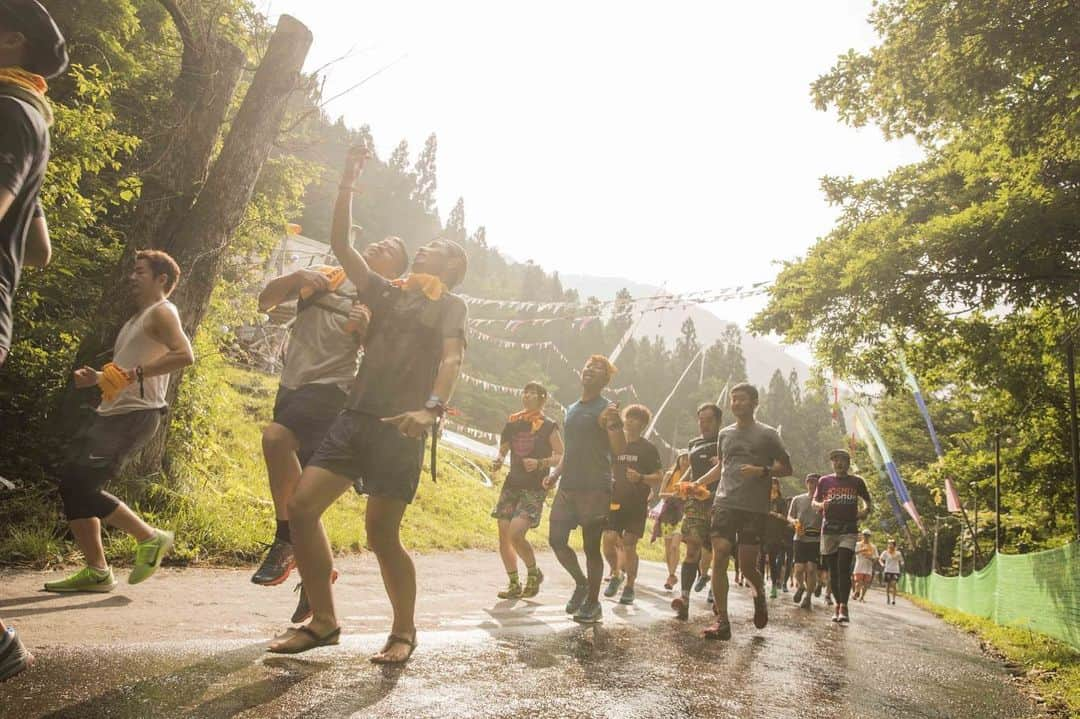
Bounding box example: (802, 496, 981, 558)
(710, 536, 733, 622)
(602, 530, 621, 578)
(739, 543, 764, 599)
(805, 561, 818, 594)
(102, 503, 154, 542)
(366, 495, 415, 662)
(269, 466, 351, 651)
(582, 522, 606, 603)
(792, 562, 805, 590)
(262, 423, 301, 522)
(622, 534, 640, 589)
(68, 518, 107, 570)
(497, 519, 517, 574)
(549, 522, 586, 585)
(508, 516, 536, 569)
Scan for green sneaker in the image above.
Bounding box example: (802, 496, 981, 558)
(770, 585, 778, 599)
(44, 566, 117, 593)
(497, 581, 522, 599)
(522, 569, 544, 598)
(128, 529, 174, 585)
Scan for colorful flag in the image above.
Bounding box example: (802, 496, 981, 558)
(857, 406, 926, 532)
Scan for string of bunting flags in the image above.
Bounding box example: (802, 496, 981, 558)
(443, 419, 499, 445)
(459, 281, 770, 315)
(468, 329, 575, 370)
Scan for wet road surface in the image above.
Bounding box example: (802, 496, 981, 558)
(0, 552, 1038, 718)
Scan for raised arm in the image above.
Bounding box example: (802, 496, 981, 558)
(258, 268, 332, 312)
(330, 147, 374, 293)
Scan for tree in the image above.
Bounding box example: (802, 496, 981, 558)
(412, 133, 438, 214)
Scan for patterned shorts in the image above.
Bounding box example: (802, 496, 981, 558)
(491, 485, 547, 529)
(680, 498, 712, 544)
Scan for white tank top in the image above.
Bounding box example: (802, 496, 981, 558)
(96, 300, 174, 416)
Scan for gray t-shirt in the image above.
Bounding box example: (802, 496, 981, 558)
(713, 420, 790, 513)
(788, 492, 822, 543)
(280, 274, 362, 392)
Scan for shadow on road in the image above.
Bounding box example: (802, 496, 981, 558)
(2, 594, 132, 618)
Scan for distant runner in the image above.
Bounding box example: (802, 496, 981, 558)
(655, 452, 689, 590)
(879, 538, 904, 605)
(787, 473, 822, 609)
(813, 449, 873, 624)
(852, 530, 877, 602)
(491, 382, 563, 599)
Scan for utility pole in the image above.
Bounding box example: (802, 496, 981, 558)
(1066, 337, 1080, 541)
(970, 483, 979, 569)
(931, 515, 940, 573)
(995, 432, 1002, 554)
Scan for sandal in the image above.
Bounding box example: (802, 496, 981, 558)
(664, 574, 677, 590)
(370, 633, 417, 665)
(267, 625, 341, 654)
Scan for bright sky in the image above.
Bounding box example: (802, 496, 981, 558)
(267, 0, 922, 328)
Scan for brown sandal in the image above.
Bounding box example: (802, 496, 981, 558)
(267, 625, 341, 654)
(370, 633, 417, 664)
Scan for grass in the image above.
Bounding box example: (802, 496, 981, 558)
(907, 595, 1080, 716)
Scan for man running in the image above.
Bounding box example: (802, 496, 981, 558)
(813, 449, 873, 624)
(0, 0, 67, 681)
(787, 473, 822, 609)
(544, 355, 624, 624)
(671, 403, 721, 621)
(879, 538, 904, 605)
(267, 146, 468, 663)
(656, 452, 689, 590)
(852, 529, 877, 602)
(46, 250, 193, 593)
(491, 381, 563, 599)
(697, 383, 793, 640)
(251, 237, 406, 623)
(602, 404, 662, 605)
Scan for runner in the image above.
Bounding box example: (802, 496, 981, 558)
(602, 404, 662, 605)
(696, 383, 793, 640)
(787, 473, 822, 609)
(46, 250, 193, 593)
(760, 477, 789, 599)
(0, 0, 67, 681)
(267, 146, 468, 663)
(879, 538, 904, 605)
(670, 403, 721, 621)
(852, 529, 877, 602)
(250, 237, 407, 623)
(813, 448, 873, 624)
(544, 354, 624, 624)
(655, 452, 689, 590)
(491, 381, 563, 599)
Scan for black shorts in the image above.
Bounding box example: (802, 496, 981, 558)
(308, 410, 425, 504)
(607, 500, 648, 538)
(710, 505, 766, 545)
(884, 572, 901, 583)
(273, 383, 348, 465)
(793, 540, 820, 565)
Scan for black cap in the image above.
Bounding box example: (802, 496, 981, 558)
(0, 0, 68, 79)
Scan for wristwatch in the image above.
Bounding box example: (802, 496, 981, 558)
(424, 394, 446, 417)
(760, 465, 771, 478)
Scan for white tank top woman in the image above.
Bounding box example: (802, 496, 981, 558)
(97, 300, 175, 416)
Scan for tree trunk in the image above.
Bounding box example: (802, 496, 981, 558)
(128, 14, 313, 476)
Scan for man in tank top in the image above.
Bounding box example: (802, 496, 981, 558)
(44, 250, 194, 593)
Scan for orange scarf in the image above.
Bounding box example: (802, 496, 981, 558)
(298, 266, 347, 300)
(0, 67, 52, 126)
(509, 409, 545, 433)
(390, 273, 446, 301)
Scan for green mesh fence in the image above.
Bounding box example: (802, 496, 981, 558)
(901, 541, 1080, 651)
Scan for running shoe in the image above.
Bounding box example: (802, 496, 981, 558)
(522, 569, 544, 598)
(573, 600, 602, 624)
(694, 573, 711, 593)
(793, 587, 805, 604)
(565, 584, 589, 614)
(498, 581, 522, 599)
(753, 593, 769, 629)
(769, 585, 778, 599)
(291, 569, 339, 623)
(251, 539, 295, 586)
(0, 627, 33, 682)
(44, 566, 117, 593)
(671, 596, 689, 620)
(800, 594, 812, 610)
(128, 529, 174, 585)
(603, 574, 624, 598)
(618, 586, 636, 605)
(838, 605, 850, 624)
(703, 620, 732, 640)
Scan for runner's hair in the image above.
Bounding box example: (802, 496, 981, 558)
(522, 380, 547, 399)
(135, 249, 181, 295)
(696, 402, 721, 420)
(622, 403, 651, 424)
(730, 382, 758, 403)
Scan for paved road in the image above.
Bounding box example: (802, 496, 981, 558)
(0, 551, 1038, 718)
